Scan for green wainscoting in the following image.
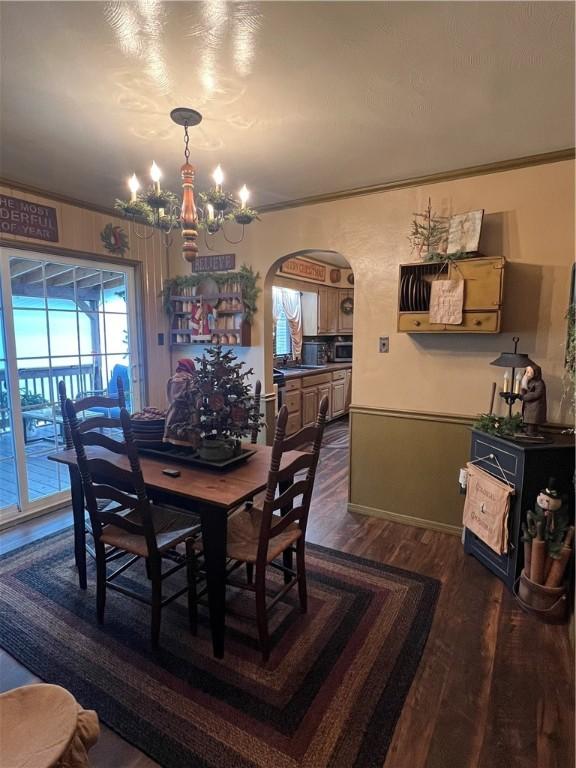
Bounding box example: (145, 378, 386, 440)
(349, 407, 474, 534)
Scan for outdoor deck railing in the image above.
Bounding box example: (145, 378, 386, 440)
(0, 364, 96, 405)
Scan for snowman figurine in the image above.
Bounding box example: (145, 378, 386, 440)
(525, 479, 569, 558)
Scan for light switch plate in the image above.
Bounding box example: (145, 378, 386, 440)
(379, 336, 389, 353)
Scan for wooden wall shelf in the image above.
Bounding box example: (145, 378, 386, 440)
(169, 291, 252, 347)
(397, 255, 505, 334)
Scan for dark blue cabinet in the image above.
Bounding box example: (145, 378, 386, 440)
(463, 430, 574, 590)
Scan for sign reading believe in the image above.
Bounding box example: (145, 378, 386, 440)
(192, 253, 236, 273)
(0, 194, 59, 242)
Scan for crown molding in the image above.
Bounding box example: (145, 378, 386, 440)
(258, 148, 576, 213)
(0, 177, 118, 217)
(2, 147, 574, 218)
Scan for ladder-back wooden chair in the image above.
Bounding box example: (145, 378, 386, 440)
(226, 396, 329, 661)
(58, 378, 127, 589)
(249, 380, 262, 444)
(65, 402, 199, 648)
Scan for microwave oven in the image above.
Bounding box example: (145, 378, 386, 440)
(333, 341, 353, 362)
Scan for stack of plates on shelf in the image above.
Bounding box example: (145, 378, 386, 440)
(130, 407, 166, 447)
(400, 272, 431, 311)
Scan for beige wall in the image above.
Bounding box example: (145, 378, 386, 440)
(171, 159, 575, 425)
(0, 183, 172, 408)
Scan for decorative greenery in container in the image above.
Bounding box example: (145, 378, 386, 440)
(161, 265, 261, 324)
(473, 412, 523, 437)
(227, 206, 260, 226)
(114, 198, 154, 223)
(115, 188, 181, 226)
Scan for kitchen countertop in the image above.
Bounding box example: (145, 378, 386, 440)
(279, 363, 352, 380)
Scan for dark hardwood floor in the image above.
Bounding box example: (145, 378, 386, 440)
(1, 419, 573, 768)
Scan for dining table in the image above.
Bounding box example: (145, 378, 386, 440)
(48, 444, 305, 659)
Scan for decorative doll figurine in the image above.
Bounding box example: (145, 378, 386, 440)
(206, 305, 217, 332)
(525, 479, 569, 559)
(164, 358, 202, 448)
(519, 363, 547, 435)
(189, 301, 204, 337)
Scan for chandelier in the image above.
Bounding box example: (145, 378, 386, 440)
(114, 108, 258, 262)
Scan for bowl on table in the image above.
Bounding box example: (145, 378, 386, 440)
(130, 408, 166, 447)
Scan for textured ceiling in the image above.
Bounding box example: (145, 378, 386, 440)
(0, 1, 574, 209)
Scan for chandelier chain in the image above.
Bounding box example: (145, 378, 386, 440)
(183, 121, 190, 162)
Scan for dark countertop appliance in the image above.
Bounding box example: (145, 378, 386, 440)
(302, 341, 328, 366)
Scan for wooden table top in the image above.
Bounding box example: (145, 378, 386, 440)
(48, 443, 303, 510)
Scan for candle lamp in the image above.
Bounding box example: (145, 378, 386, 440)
(490, 336, 535, 417)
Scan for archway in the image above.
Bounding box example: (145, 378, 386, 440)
(262, 249, 354, 442)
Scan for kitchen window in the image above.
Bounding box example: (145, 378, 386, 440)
(274, 294, 291, 357)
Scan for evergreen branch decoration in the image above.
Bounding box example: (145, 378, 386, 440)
(473, 412, 523, 437)
(161, 265, 261, 324)
(408, 197, 449, 260)
(140, 186, 180, 211)
(114, 198, 154, 223)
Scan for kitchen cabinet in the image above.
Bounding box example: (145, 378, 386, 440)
(345, 369, 352, 411)
(318, 383, 332, 417)
(327, 289, 340, 334)
(283, 378, 302, 436)
(282, 366, 351, 430)
(331, 380, 347, 418)
(302, 371, 331, 426)
(302, 287, 348, 335)
(301, 388, 319, 428)
(397, 256, 504, 334)
(338, 289, 354, 332)
(317, 287, 328, 334)
(331, 369, 347, 418)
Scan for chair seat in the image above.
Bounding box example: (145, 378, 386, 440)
(227, 506, 302, 564)
(0, 684, 99, 768)
(100, 505, 200, 558)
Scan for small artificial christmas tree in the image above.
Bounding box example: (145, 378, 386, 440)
(163, 346, 263, 460)
(408, 197, 449, 261)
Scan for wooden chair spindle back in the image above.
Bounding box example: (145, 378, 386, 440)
(250, 380, 262, 444)
(59, 378, 127, 450)
(65, 401, 158, 555)
(257, 396, 328, 563)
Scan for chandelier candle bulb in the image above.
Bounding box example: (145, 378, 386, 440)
(206, 203, 215, 222)
(213, 165, 224, 191)
(128, 173, 140, 202)
(503, 371, 511, 393)
(150, 161, 162, 195)
(514, 373, 522, 395)
(239, 185, 249, 209)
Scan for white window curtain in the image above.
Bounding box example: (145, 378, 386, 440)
(273, 287, 302, 359)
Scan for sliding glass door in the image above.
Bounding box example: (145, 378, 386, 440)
(0, 248, 142, 522)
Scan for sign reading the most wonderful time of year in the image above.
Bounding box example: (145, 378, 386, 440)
(0, 194, 59, 242)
